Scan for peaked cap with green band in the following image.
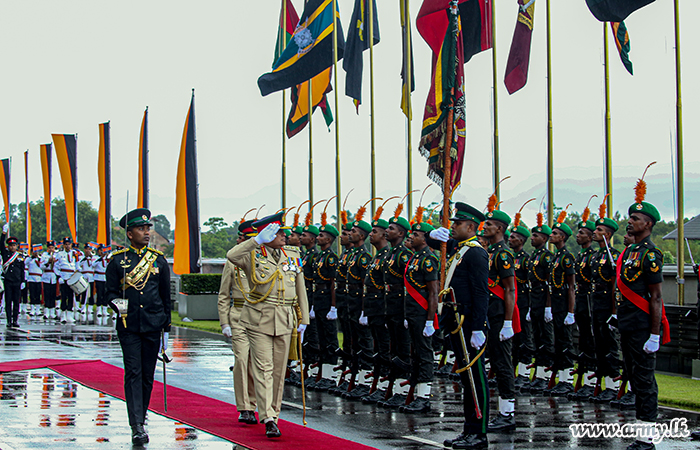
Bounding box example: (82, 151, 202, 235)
(302, 224, 320, 236)
(353, 219, 372, 235)
(372, 219, 389, 229)
(320, 224, 339, 237)
(510, 221, 531, 239)
(596, 217, 619, 232)
(119, 208, 152, 229)
(411, 222, 435, 233)
(389, 216, 411, 231)
(578, 220, 596, 232)
(628, 201, 660, 224)
(485, 210, 511, 227)
(451, 202, 486, 223)
(552, 222, 572, 237)
(531, 224, 552, 236)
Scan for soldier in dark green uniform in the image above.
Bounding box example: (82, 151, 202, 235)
(400, 218, 438, 413)
(545, 213, 577, 395)
(483, 209, 517, 431)
(330, 222, 355, 394)
(311, 223, 340, 390)
(344, 212, 374, 398)
(615, 184, 668, 450)
(587, 204, 623, 403)
(573, 209, 597, 394)
(300, 222, 321, 377)
(508, 216, 534, 390)
(106, 209, 171, 445)
(524, 216, 554, 393)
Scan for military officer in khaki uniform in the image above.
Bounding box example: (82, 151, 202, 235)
(227, 212, 309, 438)
(218, 219, 258, 424)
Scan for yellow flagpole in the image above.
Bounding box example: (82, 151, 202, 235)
(369, 0, 377, 216)
(333, 0, 342, 238)
(673, 0, 684, 305)
(281, 0, 288, 209)
(603, 23, 613, 217)
(404, 0, 414, 215)
(545, 0, 554, 227)
(491, 0, 500, 200)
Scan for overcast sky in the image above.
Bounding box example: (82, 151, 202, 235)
(0, 0, 697, 231)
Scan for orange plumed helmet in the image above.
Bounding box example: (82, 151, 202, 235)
(356, 197, 381, 223)
(581, 194, 598, 223)
(487, 176, 510, 213)
(598, 193, 611, 219)
(374, 196, 399, 222)
(513, 198, 536, 228)
(634, 161, 656, 204)
(305, 200, 325, 227)
(557, 203, 572, 224)
(394, 190, 418, 221)
(240, 207, 256, 224)
(536, 195, 546, 227)
(321, 196, 337, 227)
(294, 200, 311, 228)
(340, 190, 354, 227)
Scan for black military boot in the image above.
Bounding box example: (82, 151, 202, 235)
(590, 388, 617, 403)
(610, 391, 636, 409)
(265, 420, 281, 438)
(399, 397, 430, 413)
(443, 432, 465, 447)
(487, 413, 516, 432)
(452, 433, 488, 449)
(361, 388, 386, 404)
(131, 423, 149, 445)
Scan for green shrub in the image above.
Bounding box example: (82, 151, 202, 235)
(180, 274, 222, 295)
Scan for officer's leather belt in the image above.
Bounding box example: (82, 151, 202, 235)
(592, 282, 610, 294)
(248, 292, 296, 307)
(364, 285, 383, 295)
(347, 284, 363, 295)
(530, 281, 546, 290)
(385, 283, 404, 293)
(314, 283, 332, 293)
(575, 287, 591, 295)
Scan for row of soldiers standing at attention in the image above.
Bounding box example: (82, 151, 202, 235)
(0, 224, 115, 327)
(216, 166, 670, 450)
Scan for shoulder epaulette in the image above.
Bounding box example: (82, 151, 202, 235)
(463, 241, 481, 248)
(112, 248, 129, 256)
(147, 247, 164, 256)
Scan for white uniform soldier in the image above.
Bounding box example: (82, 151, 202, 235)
(78, 243, 96, 319)
(40, 240, 59, 319)
(92, 244, 110, 319)
(25, 245, 44, 316)
(54, 237, 78, 323)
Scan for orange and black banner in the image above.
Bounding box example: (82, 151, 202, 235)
(40, 144, 52, 240)
(174, 91, 201, 274)
(97, 122, 111, 246)
(25, 151, 31, 249)
(52, 133, 78, 242)
(137, 107, 149, 209)
(0, 158, 10, 226)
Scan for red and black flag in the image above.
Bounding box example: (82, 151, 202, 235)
(275, 0, 300, 64)
(40, 143, 52, 240)
(417, 0, 466, 192)
(611, 21, 633, 75)
(52, 133, 78, 242)
(0, 158, 10, 225)
(343, 0, 380, 111)
(504, 0, 535, 94)
(97, 122, 112, 246)
(258, 0, 345, 97)
(137, 107, 149, 209)
(459, 0, 492, 63)
(585, 0, 655, 22)
(24, 150, 31, 249)
(174, 91, 201, 275)
(400, 0, 416, 119)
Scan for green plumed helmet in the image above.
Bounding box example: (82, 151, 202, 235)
(596, 217, 619, 232)
(552, 222, 572, 237)
(628, 201, 660, 224)
(388, 216, 411, 231)
(303, 225, 320, 236)
(578, 220, 596, 232)
(371, 219, 389, 229)
(510, 222, 531, 239)
(411, 222, 435, 233)
(531, 224, 552, 236)
(293, 226, 305, 235)
(485, 210, 511, 227)
(319, 224, 339, 237)
(353, 220, 372, 235)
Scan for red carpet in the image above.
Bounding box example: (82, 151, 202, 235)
(0, 359, 376, 450)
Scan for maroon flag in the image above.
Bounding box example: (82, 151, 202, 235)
(504, 0, 535, 94)
(460, 0, 492, 63)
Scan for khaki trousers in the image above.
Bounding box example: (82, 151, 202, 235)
(245, 328, 292, 422)
(230, 305, 256, 411)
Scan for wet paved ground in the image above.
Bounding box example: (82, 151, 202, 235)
(1, 312, 700, 449)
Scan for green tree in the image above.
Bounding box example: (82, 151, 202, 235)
(152, 214, 172, 239)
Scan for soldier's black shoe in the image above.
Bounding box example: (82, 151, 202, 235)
(361, 388, 386, 404)
(265, 420, 281, 438)
(304, 377, 318, 389)
(312, 378, 337, 391)
(449, 372, 461, 381)
(626, 440, 655, 450)
(131, 423, 149, 445)
(378, 393, 407, 409)
(546, 381, 574, 397)
(487, 413, 516, 432)
(610, 391, 636, 409)
(527, 378, 548, 394)
(452, 433, 488, 449)
(514, 375, 530, 390)
(344, 384, 371, 400)
(567, 384, 595, 401)
(238, 410, 257, 424)
(690, 431, 700, 441)
(399, 397, 430, 413)
(443, 433, 466, 447)
(591, 388, 617, 403)
(329, 380, 349, 396)
(436, 364, 453, 378)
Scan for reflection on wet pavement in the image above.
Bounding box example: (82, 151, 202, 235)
(1, 316, 699, 449)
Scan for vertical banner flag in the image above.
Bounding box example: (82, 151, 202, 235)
(343, 0, 380, 111)
(258, 0, 346, 96)
(504, 0, 535, 94)
(52, 134, 78, 242)
(400, 0, 416, 119)
(611, 21, 633, 75)
(138, 107, 149, 209)
(417, 0, 467, 192)
(25, 151, 31, 249)
(40, 144, 52, 240)
(460, 0, 493, 63)
(174, 91, 201, 274)
(97, 122, 112, 246)
(286, 69, 334, 137)
(0, 158, 10, 225)
(275, 0, 300, 64)
(585, 0, 655, 22)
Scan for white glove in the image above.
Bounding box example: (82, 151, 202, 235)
(470, 331, 486, 349)
(526, 309, 531, 322)
(254, 223, 280, 245)
(643, 334, 660, 354)
(160, 332, 169, 352)
(359, 311, 368, 326)
(221, 325, 232, 338)
(297, 323, 306, 342)
(309, 306, 315, 320)
(499, 320, 514, 341)
(423, 321, 435, 337)
(429, 227, 450, 243)
(20, 282, 25, 290)
(544, 307, 553, 323)
(404, 319, 408, 329)
(608, 314, 618, 332)
(2, 223, 8, 234)
(326, 306, 337, 321)
(564, 312, 575, 326)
